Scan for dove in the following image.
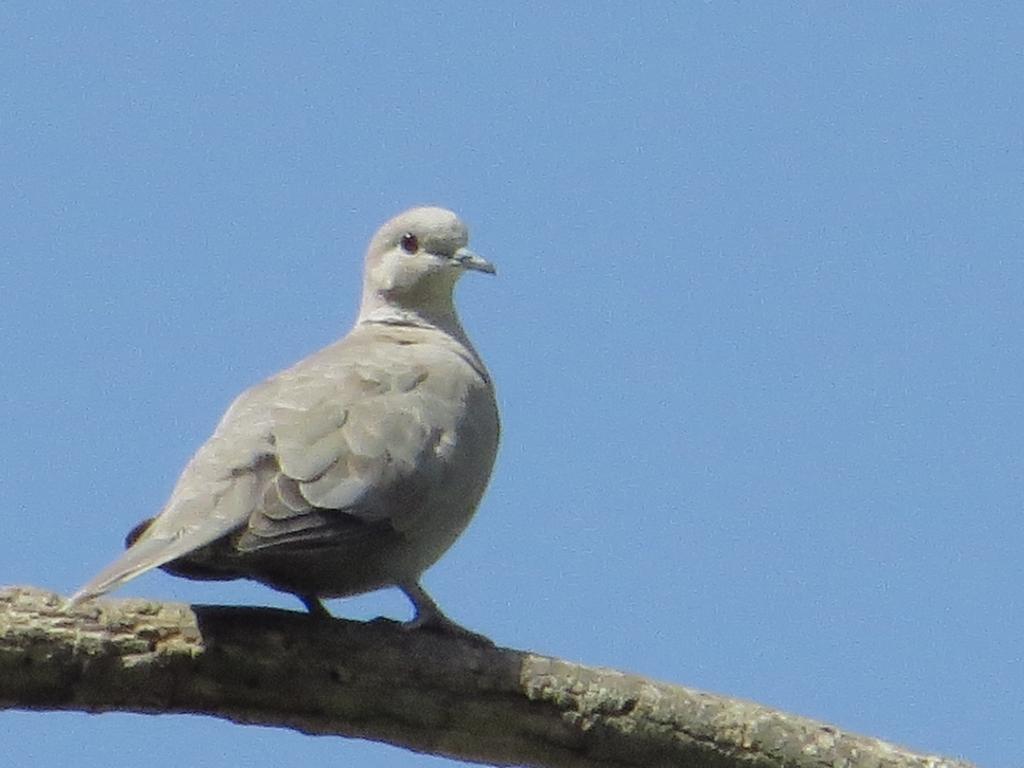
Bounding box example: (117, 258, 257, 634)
(69, 207, 500, 634)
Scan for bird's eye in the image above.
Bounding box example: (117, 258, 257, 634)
(400, 233, 419, 254)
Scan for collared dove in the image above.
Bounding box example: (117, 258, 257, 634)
(69, 207, 500, 634)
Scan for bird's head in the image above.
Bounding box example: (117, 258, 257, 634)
(359, 207, 494, 322)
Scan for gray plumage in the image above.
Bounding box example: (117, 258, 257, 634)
(69, 207, 499, 632)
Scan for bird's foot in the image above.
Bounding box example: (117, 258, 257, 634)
(401, 610, 493, 645)
(300, 594, 333, 620)
(399, 580, 494, 646)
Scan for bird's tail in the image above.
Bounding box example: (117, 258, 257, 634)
(66, 534, 195, 608)
(67, 515, 240, 610)
(67, 472, 261, 609)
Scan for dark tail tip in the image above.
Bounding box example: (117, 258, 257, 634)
(124, 517, 155, 549)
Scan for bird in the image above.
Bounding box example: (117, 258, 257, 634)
(69, 206, 500, 635)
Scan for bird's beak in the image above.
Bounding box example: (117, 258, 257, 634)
(453, 247, 496, 275)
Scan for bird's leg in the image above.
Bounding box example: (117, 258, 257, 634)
(398, 581, 493, 645)
(299, 593, 332, 619)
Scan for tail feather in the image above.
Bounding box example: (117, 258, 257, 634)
(67, 472, 262, 608)
(67, 534, 204, 607)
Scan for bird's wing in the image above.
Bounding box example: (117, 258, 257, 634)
(68, 335, 462, 604)
(236, 359, 452, 552)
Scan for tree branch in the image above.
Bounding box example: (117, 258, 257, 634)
(0, 586, 971, 768)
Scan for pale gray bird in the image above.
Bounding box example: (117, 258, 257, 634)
(69, 207, 500, 633)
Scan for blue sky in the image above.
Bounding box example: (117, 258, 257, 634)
(2, 4, 1021, 766)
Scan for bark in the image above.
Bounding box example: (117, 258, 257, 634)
(0, 586, 972, 768)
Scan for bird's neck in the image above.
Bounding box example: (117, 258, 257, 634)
(357, 295, 470, 344)
(357, 303, 488, 380)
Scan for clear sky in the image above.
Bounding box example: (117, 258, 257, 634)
(2, 4, 1021, 767)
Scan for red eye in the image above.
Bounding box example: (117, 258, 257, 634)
(400, 233, 419, 254)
